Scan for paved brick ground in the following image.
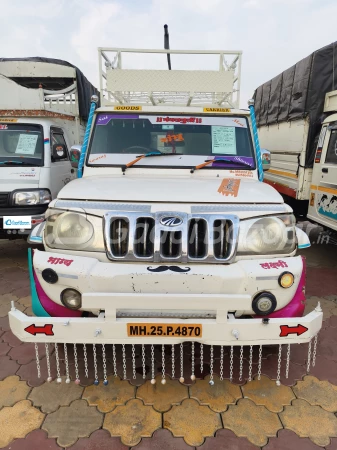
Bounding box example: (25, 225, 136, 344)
(0, 227, 337, 449)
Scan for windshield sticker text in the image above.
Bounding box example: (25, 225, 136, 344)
(233, 119, 245, 127)
(156, 117, 202, 124)
(0, 124, 8, 129)
(260, 261, 288, 269)
(89, 154, 106, 163)
(97, 114, 139, 126)
(47, 257, 73, 267)
(218, 178, 240, 197)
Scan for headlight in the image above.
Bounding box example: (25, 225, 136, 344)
(13, 189, 51, 206)
(237, 214, 296, 255)
(61, 288, 82, 310)
(45, 210, 105, 251)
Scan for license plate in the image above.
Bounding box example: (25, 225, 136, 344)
(127, 323, 202, 337)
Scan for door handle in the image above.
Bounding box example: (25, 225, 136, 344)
(322, 168, 328, 173)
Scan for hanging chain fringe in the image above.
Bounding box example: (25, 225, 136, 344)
(34, 339, 320, 386)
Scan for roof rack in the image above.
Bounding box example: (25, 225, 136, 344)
(98, 48, 242, 108)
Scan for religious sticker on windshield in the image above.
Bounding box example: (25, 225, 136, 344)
(15, 134, 38, 155)
(160, 133, 184, 143)
(212, 126, 237, 155)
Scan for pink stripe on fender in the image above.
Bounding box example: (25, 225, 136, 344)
(34, 270, 82, 318)
(258, 256, 306, 319)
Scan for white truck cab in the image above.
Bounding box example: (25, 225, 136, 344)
(9, 48, 322, 386)
(307, 94, 337, 230)
(0, 58, 97, 239)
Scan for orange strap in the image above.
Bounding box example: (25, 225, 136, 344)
(125, 154, 145, 168)
(194, 159, 215, 170)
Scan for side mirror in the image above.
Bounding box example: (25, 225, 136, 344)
(52, 143, 67, 161)
(261, 148, 271, 171)
(70, 145, 81, 168)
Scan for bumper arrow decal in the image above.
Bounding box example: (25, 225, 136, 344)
(24, 324, 54, 336)
(279, 324, 308, 337)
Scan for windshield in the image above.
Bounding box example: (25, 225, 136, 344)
(0, 123, 44, 165)
(87, 114, 256, 170)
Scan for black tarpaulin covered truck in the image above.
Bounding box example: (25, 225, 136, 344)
(254, 41, 337, 231)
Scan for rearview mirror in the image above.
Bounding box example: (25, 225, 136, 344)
(70, 145, 81, 168)
(261, 148, 271, 171)
(52, 143, 67, 161)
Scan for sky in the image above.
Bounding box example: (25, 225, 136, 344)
(1, 0, 337, 108)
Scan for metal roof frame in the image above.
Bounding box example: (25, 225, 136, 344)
(98, 48, 242, 108)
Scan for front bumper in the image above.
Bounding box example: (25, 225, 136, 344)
(9, 300, 323, 345)
(9, 249, 323, 346)
(33, 250, 306, 316)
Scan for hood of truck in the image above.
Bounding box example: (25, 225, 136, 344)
(0, 167, 40, 191)
(58, 174, 283, 204)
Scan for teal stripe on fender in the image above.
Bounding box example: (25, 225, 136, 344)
(28, 248, 50, 317)
(298, 243, 311, 249)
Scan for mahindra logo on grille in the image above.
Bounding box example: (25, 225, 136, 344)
(160, 216, 183, 227)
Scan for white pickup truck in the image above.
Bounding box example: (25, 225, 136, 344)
(0, 58, 98, 239)
(9, 48, 322, 386)
(254, 41, 337, 232)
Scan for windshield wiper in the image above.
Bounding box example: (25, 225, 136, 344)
(190, 158, 253, 173)
(0, 160, 37, 166)
(0, 160, 25, 165)
(122, 151, 182, 173)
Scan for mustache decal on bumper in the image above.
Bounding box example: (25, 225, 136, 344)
(147, 266, 191, 273)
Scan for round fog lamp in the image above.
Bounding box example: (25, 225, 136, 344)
(61, 288, 82, 310)
(279, 272, 294, 288)
(252, 292, 277, 315)
(42, 268, 58, 284)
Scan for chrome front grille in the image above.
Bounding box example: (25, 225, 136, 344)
(134, 217, 155, 258)
(104, 211, 239, 264)
(188, 218, 207, 259)
(110, 218, 129, 257)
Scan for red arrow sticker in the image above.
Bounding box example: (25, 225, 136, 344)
(24, 324, 54, 336)
(280, 324, 308, 337)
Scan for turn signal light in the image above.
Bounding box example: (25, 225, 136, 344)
(279, 272, 294, 288)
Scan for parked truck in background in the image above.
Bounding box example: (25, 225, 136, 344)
(254, 41, 337, 232)
(0, 57, 98, 239)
